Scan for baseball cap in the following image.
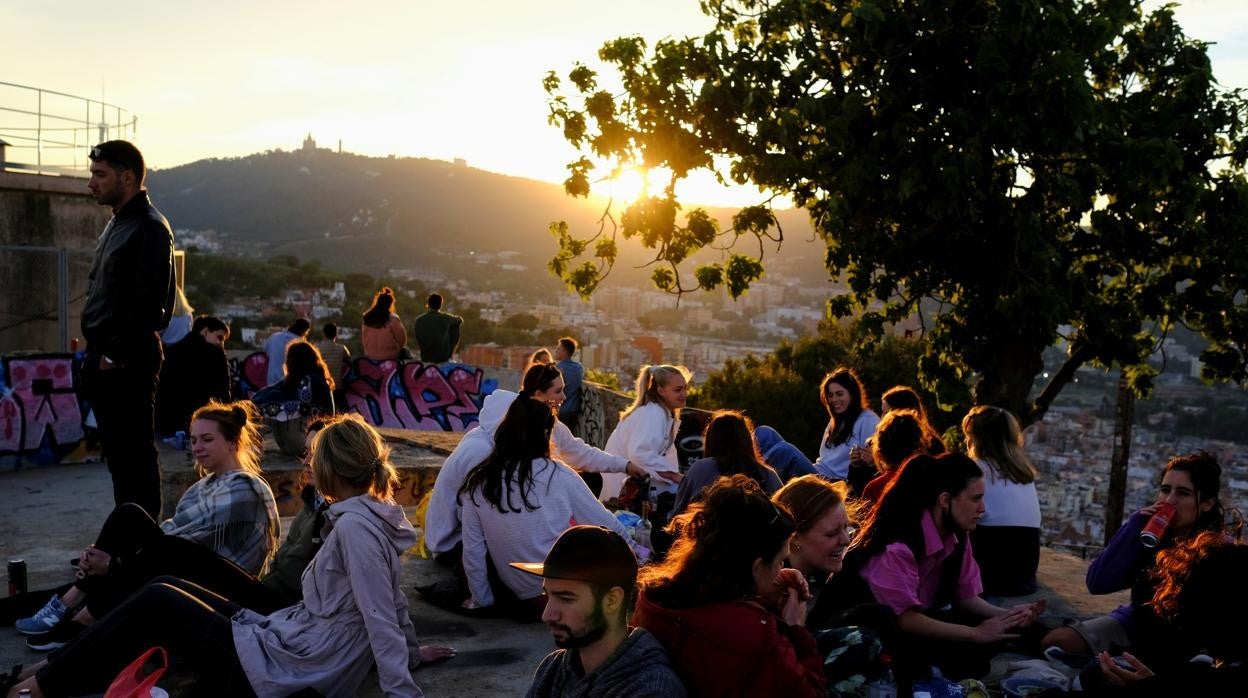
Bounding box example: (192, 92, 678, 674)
(510, 525, 637, 589)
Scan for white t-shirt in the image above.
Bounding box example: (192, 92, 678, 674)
(976, 457, 1041, 528)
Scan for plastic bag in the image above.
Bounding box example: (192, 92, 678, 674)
(103, 646, 167, 698)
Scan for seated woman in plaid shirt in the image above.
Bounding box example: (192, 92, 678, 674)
(15, 400, 280, 650)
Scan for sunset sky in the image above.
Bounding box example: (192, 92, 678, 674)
(3, 0, 1246, 206)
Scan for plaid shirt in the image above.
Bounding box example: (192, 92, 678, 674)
(161, 470, 280, 575)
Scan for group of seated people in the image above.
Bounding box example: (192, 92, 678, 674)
(421, 360, 1246, 695)
(6, 358, 1245, 697)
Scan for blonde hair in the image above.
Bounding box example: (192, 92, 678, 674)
(773, 474, 852, 534)
(190, 400, 262, 477)
(310, 414, 400, 500)
(962, 405, 1036, 484)
(171, 285, 194, 316)
(620, 364, 692, 421)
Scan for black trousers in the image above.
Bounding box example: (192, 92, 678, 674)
(81, 504, 291, 619)
(37, 577, 256, 697)
(84, 333, 164, 518)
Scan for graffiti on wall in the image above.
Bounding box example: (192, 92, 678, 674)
(234, 352, 497, 432)
(0, 354, 84, 459)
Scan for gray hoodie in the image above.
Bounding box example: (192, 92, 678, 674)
(232, 495, 423, 698)
(527, 627, 687, 698)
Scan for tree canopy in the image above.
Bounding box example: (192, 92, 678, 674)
(694, 320, 967, 453)
(544, 0, 1248, 424)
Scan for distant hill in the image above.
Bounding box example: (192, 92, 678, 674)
(148, 149, 831, 288)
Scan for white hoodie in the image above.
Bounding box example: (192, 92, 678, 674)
(423, 390, 628, 554)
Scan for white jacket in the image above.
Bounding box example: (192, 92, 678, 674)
(462, 457, 631, 605)
(424, 390, 628, 554)
(601, 402, 680, 501)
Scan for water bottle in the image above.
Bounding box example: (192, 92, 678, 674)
(866, 654, 898, 698)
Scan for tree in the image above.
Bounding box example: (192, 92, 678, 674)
(695, 321, 968, 453)
(544, 0, 1248, 424)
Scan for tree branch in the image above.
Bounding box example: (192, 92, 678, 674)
(1025, 340, 1095, 426)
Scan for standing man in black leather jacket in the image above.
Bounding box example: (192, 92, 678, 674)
(83, 140, 176, 518)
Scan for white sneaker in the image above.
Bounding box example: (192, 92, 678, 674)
(15, 595, 67, 635)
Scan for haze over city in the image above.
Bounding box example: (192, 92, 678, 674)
(5, 0, 1248, 206)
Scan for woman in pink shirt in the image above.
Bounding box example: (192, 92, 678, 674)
(833, 453, 1044, 682)
(360, 286, 408, 362)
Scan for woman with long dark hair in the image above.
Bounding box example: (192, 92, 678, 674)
(670, 410, 782, 519)
(458, 392, 632, 619)
(829, 453, 1043, 681)
(962, 405, 1042, 595)
(253, 340, 335, 456)
(360, 286, 408, 362)
(633, 475, 826, 696)
(1043, 452, 1239, 675)
(813, 367, 879, 495)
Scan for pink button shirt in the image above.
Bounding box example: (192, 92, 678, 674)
(860, 510, 983, 615)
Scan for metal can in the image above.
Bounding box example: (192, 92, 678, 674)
(1140, 501, 1177, 548)
(174, 430, 187, 451)
(7, 558, 27, 596)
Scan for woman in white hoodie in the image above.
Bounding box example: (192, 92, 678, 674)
(12, 415, 453, 698)
(459, 392, 633, 619)
(601, 364, 691, 502)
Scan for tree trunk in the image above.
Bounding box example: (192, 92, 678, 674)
(973, 337, 1044, 422)
(1104, 372, 1134, 547)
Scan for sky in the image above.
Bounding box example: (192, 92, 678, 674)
(3, 0, 1247, 206)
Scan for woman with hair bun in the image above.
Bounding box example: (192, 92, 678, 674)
(632, 475, 826, 697)
(459, 391, 634, 620)
(18, 400, 280, 649)
(360, 285, 408, 362)
(11, 414, 455, 698)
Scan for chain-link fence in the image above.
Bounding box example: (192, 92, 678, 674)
(0, 245, 94, 353)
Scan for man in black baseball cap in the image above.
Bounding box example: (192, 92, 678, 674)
(515, 526, 686, 697)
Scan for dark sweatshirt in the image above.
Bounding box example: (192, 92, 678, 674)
(527, 627, 687, 698)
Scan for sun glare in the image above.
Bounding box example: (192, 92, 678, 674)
(607, 167, 648, 203)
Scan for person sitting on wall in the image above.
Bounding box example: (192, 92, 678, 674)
(263, 318, 310, 386)
(155, 315, 232, 436)
(520, 526, 687, 698)
(412, 292, 462, 363)
(252, 340, 335, 457)
(360, 286, 408, 363)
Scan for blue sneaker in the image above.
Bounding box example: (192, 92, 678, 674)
(15, 596, 67, 635)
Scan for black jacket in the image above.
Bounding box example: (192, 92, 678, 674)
(155, 333, 232, 434)
(81, 191, 175, 364)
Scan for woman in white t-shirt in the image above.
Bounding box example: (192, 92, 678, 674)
(963, 405, 1041, 595)
(812, 367, 880, 496)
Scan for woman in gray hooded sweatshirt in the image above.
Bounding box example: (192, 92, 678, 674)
(14, 415, 453, 698)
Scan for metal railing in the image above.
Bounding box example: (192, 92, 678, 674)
(0, 81, 137, 177)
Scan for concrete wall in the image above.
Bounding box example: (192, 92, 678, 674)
(0, 172, 108, 354)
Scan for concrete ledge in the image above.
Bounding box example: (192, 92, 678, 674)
(159, 427, 462, 517)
